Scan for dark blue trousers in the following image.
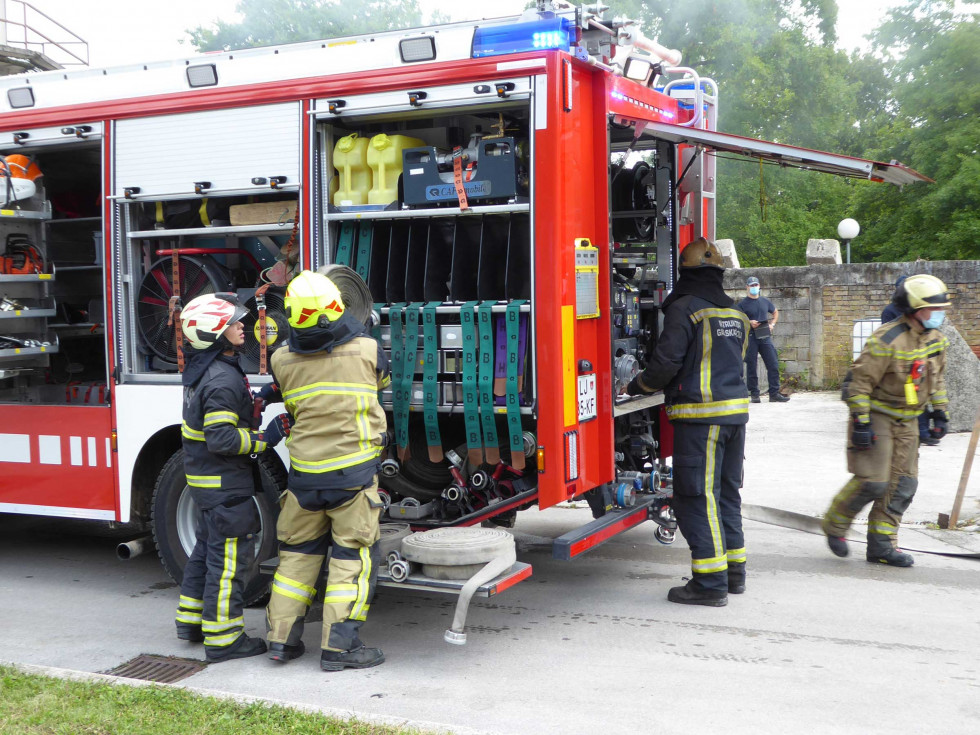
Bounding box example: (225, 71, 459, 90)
(670, 422, 746, 592)
(744, 334, 780, 397)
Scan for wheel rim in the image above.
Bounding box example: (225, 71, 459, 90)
(175, 485, 266, 560)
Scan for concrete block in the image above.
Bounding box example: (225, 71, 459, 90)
(806, 239, 842, 265)
(716, 239, 740, 269)
(939, 322, 980, 433)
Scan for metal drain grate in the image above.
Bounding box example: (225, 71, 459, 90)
(104, 655, 205, 683)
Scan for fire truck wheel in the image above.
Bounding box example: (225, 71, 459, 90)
(150, 449, 287, 606)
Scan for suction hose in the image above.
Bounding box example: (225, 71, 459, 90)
(444, 545, 517, 646)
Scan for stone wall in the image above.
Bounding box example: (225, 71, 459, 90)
(723, 261, 980, 389)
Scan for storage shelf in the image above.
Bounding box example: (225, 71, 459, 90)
(55, 264, 101, 271)
(0, 340, 59, 359)
(0, 367, 34, 379)
(0, 208, 50, 221)
(46, 217, 101, 225)
(0, 272, 54, 283)
(379, 303, 530, 315)
(128, 223, 294, 239)
(48, 322, 104, 337)
(326, 203, 529, 222)
(0, 297, 56, 320)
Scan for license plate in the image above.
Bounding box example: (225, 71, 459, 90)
(577, 373, 597, 422)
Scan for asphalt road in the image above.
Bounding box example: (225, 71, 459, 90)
(2, 393, 978, 735)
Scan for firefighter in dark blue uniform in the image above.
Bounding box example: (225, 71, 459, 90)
(175, 292, 292, 662)
(627, 238, 750, 606)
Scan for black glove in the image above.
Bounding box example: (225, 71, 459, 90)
(262, 413, 293, 448)
(930, 409, 949, 440)
(626, 376, 647, 396)
(851, 417, 876, 450)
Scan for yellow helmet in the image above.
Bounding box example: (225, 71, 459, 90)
(679, 237, 724, 270)
(899, 274, 951, 312)
(285, 270, 346, 329)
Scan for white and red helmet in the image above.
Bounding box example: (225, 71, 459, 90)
(180, 292, 249, 350)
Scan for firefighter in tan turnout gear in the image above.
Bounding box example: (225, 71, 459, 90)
(823, 274, 951, 566)
(264, 271, 391, 670)
(175, 293, 292, 663)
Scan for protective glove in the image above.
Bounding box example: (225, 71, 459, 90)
(851, 416, 876, 450)
(626, 376, 647, 396)
(262, 413, 293, 448)
(252, 382, 280, 409)
(930, 409, 949, 440)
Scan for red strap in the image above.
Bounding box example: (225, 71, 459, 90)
(452, 147, 469, 211)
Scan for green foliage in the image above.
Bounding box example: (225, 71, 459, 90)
(850, 1, 980, 262)
(188, 0, 432, 51)
(610, 0, 979, 266)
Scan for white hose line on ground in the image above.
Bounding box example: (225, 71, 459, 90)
(742, 503, 980, 559)
(444, 546, 517, 646)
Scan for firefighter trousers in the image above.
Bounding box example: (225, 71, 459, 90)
(670, 422, 746, 593)
(266, 478, 383, 652)
(823, 412, 919, 557)
(176, 497, 259, 650)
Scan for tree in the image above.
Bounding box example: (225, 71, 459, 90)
(610, 1, 877, 265)
(188, 0, 443, 52)
(849, 1, 980, 262)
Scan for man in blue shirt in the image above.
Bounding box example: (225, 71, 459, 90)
(738, 277, 789, 403)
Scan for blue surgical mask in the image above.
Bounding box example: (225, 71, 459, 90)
(922, 311, 945, 329)
(749, 286, 760, 296)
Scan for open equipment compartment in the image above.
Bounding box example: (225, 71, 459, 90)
(316, 83, 537, 519)
(0, 131, 107, 405)
(111, 103, 304, 381)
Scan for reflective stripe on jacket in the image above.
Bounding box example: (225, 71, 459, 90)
(843, 316, 948, 420)
(635, 295, 750, 425)
(271, 335, 389, 491)
(182, 354, 261, 508)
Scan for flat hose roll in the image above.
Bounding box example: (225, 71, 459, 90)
(400, 527, 516, 645)
(317, 264, 373, 329)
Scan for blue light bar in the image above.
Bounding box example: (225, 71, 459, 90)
(472, 17, 573, 58)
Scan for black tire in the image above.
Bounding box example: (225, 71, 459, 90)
(150, 449, 286, 605)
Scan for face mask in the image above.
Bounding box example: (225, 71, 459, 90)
(749, 286, 760, 296)
(921, 311, 944, 329)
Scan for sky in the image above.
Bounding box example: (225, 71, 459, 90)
(6, 0, 968, 69)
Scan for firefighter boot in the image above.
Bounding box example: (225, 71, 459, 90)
(727, 563, 746, 594)
(867, 548, 914, 567)
(825, 533, 849, 557)
(320, 645, 385, 671)
(206, 634, 267, 663)
(268, 640, 306, 663)
(176, 624, 204, 643)
(667, 580, 728, 607)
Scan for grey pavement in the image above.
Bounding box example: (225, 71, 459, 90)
(1, 391, 978, 734)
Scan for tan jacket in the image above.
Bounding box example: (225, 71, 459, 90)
(271, 336, 389, 490)
(844, 315, 948, 420)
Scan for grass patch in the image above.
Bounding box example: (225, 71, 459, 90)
(0, 665, 426, 735)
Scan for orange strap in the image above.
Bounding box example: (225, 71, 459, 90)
(452, 147, 469, 211)
(167, 249, 184, 372)
(255, 282, 272, 375)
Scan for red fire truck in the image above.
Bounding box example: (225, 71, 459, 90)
(0, 3, 926, 603)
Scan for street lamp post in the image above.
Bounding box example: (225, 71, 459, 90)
(838, 218, 860, 264)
